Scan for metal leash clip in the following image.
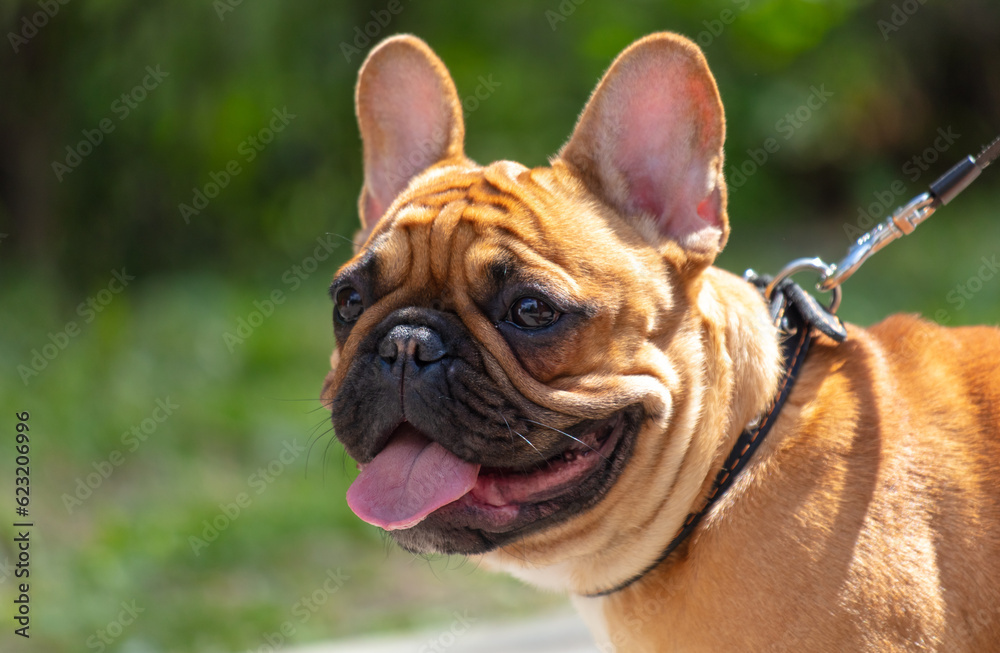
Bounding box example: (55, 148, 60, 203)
(764, 257, 841, 314)
(745, 262, 847, 343)
(757, 135, 1000, 322)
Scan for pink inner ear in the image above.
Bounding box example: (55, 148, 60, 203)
(604, 58, 723, 249)
(364, 192, 384, 225)
(696, 193, 722, 228)
(628, 173, 666, 218)
(357, 38, 464, 228)
(368, 64, 451, 207)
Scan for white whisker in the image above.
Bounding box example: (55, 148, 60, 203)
(522, 418, 607, 460)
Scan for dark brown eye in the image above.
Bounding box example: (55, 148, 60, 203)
(506, 297, 558, 329)
(335, 286, 364, 323)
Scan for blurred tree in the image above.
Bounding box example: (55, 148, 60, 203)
(1, 0, 998, 287)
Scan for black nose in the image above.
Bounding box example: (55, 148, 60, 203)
(378, 324, 447, 366)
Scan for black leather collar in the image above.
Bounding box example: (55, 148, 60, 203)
(582, 275, 842, 598)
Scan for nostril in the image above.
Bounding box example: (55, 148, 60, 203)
(378, 337, 399, 363)
(413, 328, 445, 364)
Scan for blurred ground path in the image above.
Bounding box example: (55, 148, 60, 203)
(285, 611, 599, 653)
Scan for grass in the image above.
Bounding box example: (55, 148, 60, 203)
(0, 193, 997, 652)
(0, 267, 565, 653)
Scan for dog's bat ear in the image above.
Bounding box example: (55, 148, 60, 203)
(558, 33, 728, 270)
(354, 35, 466, 246)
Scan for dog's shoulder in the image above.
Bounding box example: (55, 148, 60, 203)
(867, 313, 1000, 392)
(785, 312, 1000, 461)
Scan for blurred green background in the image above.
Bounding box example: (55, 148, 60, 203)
(1, 0, 998, 651)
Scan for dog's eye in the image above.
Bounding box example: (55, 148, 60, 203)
(506, 297, 558, 329)
(335, 286, 364, 323)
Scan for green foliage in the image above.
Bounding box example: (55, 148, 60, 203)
(3, 0, 999, 282)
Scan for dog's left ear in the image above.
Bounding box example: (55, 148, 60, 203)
(559, 33, 728, 270)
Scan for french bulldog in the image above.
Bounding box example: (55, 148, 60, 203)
(321, 32, 1000, 652)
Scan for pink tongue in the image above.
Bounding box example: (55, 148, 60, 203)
(347, 423, 481, 531)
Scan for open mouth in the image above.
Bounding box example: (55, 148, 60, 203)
(345, 411, 629, 533)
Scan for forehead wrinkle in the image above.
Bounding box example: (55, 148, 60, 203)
(502, 238, 584, 302)
(463, 233, 584, 310)
(429, 199, 466, 287)
(365, 165, 478, 241)
(477, 165, 628, 283)
(461, 179, 591, 305)
(370, 202, 439, 295)
(445, 217, 481, 325)
(468, 179, 544, 244)
(406, 221, 435, 294)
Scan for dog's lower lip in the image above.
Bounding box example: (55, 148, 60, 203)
(442, 411, 627, 524)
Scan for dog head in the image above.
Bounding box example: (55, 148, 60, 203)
(322, 33, 780, 593)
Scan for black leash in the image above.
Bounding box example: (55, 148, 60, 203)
(584, 277, 837, 598)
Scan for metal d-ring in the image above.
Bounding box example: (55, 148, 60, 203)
(764, 257, 842, 315)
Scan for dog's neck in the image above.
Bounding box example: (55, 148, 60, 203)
(478, 266, 783, 595)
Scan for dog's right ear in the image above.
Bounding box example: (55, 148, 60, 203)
(558, 33, 728, 273)
(355, 35, 466, 248)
